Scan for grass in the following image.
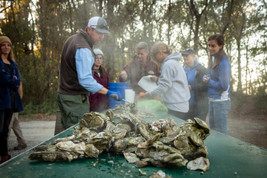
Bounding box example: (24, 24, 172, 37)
(20, 100, 57, 117)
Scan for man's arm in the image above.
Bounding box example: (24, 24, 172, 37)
(75, 48, 104, 94)
(75, 49, 121, 100)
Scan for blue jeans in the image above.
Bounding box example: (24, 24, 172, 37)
(209, 100, 231, 134)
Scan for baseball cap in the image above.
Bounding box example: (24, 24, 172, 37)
(88, 16, 110, 34)
(182, 48, 195, 56)
(93, 48, 104, 57)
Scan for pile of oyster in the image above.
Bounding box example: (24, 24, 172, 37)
(29, 104, 210, 170)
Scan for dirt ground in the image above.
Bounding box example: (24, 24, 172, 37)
(227, 97, 267, 149)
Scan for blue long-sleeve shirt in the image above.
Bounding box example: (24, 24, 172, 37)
(75, 48, 103, 94)
(208, 54, 231, 100)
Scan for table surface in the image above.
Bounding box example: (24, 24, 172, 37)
(1, 113, 267, 178)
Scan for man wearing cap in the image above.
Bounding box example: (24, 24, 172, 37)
(182, 48, 208, 121)
(58, 16, 121, 130)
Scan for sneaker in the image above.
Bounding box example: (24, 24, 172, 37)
(0, 155, 11, 164)
(14, 144, 27, 150)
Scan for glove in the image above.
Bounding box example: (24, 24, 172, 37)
(107, 90, 122, 101)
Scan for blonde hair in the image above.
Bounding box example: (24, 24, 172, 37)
(151, 42, 172, 57)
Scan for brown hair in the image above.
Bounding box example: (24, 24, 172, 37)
(151, 42, 172, 58)
(208, 34, 227, 69)
(92, 64, 106, 78)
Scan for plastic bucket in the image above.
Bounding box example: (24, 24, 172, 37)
(109, 82, 129, 108)
(125, 89, 135, 103)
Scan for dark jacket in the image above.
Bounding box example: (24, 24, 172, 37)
(120, 56, 160, 94)
(58, 30, 93, 95)
(0, 58, 23, 112)
(89, 67, 109, 112)
(193, 64, 209, 114)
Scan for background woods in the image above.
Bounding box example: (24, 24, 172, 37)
(0, 0, 266, 114)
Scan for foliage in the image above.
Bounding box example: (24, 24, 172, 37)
(21, 99, 57, 116)
(255, 95, 267, 111)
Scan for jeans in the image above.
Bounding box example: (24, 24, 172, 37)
(168, 109, 187, 121)
(209, 100, 231, 134)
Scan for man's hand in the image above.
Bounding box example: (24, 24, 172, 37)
(107, 90, 122, 101)
(150, 75, 158, 82)
(119, 70, 128, 82)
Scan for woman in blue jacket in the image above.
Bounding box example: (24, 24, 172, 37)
(182, 48, 208, 121)
(203, 34, 231, 134)
(0, 36, 23, 164)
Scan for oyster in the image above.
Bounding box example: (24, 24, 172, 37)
(173, 118, 209, 160)
(123, 152, 140, 163)
(112, 139, 127, 154)
(186, 157, 210, 171)
(105, 121, 127, 140)
(84, 144, 99, 158)
(150, 170, 171, 178)
(29, 104, 210, 170)
(136, 140, 188, 167)
(87, 131, 112, 153)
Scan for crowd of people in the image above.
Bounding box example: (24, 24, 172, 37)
(0, 16, 231, 164)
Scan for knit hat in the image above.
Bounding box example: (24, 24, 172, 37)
(88, 16, 109, 34)
(182, 48, 195, 56)
(0, 36, 12, 45)
(93, 48, 104, 58)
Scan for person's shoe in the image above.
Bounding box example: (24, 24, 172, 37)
(14, 144, 27, 150)
(0, 155, 11, 164)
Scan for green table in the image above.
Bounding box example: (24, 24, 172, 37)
(1, 113, 267, 178)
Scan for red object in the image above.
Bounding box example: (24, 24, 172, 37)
(0, 154, 11, 164)
(89, 68, 109, 112)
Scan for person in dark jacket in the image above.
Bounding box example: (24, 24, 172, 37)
(0, 36, 23, 164)
(57, 16, 121, 130)
(182, 48, 208, 121)
(89, 49, 109, 112)
(118, 42, 160, 94)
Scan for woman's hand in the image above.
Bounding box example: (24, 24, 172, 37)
(203, 74, 210, 83)
(203, 77, 210, 83)
(188, 85, 192, 90)
(150, 75, 158, 82)
(136, 92, 149, 100)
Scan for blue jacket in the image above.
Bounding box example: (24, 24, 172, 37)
(0, 58, 23, 112)
(184, 61, 200, 105)
(208, 54, 231, 100)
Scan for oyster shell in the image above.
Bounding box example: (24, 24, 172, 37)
(123, 152, 140, 163)
(84, 144, 99, 158)
(81, 112, 106, 131)
(186, 157, 210, 171)
(29, 104, 210, 169)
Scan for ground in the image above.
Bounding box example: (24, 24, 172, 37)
(227, 96, 267, 149)
(7, 96, 267, 159)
